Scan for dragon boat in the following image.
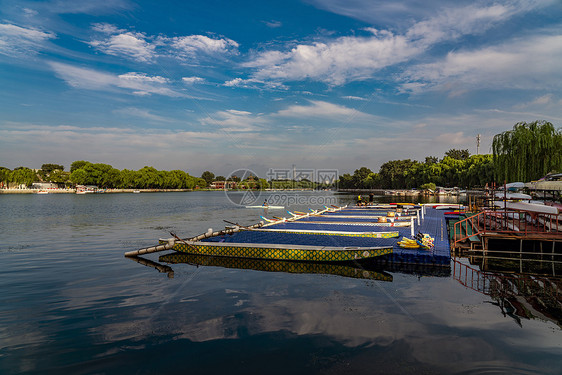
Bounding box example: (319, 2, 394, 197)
(158, 238, 393, 262)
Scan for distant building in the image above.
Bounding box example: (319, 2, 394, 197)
(31, 182, 60, 189)
(210, 181, 237, 189)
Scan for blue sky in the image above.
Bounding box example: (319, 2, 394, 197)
(1, 0, 561, 178)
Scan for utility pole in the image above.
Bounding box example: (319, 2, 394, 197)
(476, 134, 481, 155)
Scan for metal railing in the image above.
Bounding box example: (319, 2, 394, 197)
(453, 210, 562, 248)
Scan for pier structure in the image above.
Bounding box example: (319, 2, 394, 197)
(449, 207, 562, 275)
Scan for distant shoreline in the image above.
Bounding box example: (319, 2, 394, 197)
(0, 188, 194, 194)
(0, 188, 328, 194)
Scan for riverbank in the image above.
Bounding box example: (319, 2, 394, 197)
(0, 188, 194, 194)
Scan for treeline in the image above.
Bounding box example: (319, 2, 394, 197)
(338, 120, 561, 190)
(69, 161, 205, 189)
(339, 152, 495, 189)
(0, 162, 207, 189)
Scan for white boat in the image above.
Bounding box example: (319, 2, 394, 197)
(36, 190, 49, 194)
(493, 201, 560, 215)
(133, 190, 141, 194)
(494, 192, 532, 200)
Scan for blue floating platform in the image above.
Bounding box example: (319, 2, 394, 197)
(209, 206, 451, 267)
(384, 207, 451, 266)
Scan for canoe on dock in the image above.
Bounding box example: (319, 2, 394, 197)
(252, 227, 400, 238)
(493, 201, 559, 215)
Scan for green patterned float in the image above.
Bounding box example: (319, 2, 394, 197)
(159, 239, 392, 262)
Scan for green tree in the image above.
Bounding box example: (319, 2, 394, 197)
(425, 156, 438, 164)
(49, 170, 70, 184)
(70, 160, 89, 172)
(337, 173, 354, 189)
(70, 169, 89, 185)
(420, 182, 436, 191)
(0, 167, 11, 187)
(201, 171, 215, 185)
(195, 178, 207, 188)
(379, 159, 419, 188)
(41, 164, 64, 174)
(10, 167, 38, 186)
(351, 167, 372, 188)
(136, 166, 163, 188)
(362, 172, 382, 188)
(492, 120, 562, 182)
(444, 149, 470, 160)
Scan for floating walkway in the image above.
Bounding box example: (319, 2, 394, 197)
(130, 204, 453, 268)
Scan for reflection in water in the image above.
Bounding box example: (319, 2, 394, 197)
(156, 252, 393, 282)
(453, 258, 562, 328)
(128, 255, 174, 278)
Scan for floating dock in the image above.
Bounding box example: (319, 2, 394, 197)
(198, 205, 452, 266)
(130, 204, 454, 268)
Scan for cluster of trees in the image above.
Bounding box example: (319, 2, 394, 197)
(338, 151, 495, 189)
(492, 120, 562, 182)
(69, 161, 205, 189)
(0, 164, 68, 187)
(338, 120, 560, 190)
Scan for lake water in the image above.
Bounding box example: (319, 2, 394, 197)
(1, 191, 561, 374)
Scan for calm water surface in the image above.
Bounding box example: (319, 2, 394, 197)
(1, 191, 561, 374)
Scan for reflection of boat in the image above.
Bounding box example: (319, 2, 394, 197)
(127, 255, 174, 278)
(158, 239, 393, 262)
(159, 253, 392, 281)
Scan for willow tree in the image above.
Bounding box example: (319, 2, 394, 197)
(492, 120, 562, 182)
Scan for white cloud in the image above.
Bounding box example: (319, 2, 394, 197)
(0, 23, 55, 56)
(434, 131, 472, 145)
(91, 22, 125, 34)
(170, 35, 239, 59)
(23, 8, 38, 17)
(201, 109, 267, 133)
(274, 100, 374, 122)
(89, 31, 156, 62)
(247, 32, 418, 85)
(514, 94, 555, 109)
(307, 0, 554, 29)
(263, 20, 282, 28)
(342, 96, 368, 101)
(401, 34, 562, 93)
(405, 4, 514, 45)
(243, 2, 550, 87)
(0, 121, 228, 170)
(88, 24, 238, 63)
(113, 107, 172, 122)
(182, 76, 205, 84)
(48, 62, 182, 97)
